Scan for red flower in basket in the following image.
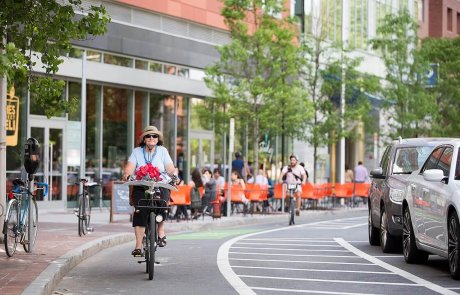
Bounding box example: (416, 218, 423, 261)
(135, 163, 162, 181)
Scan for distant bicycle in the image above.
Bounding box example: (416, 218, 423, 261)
(287, 183, 299, 226)
(74, 178, 99, 237)
(124, 178, 177, 280)
(3, 178, 48, 257)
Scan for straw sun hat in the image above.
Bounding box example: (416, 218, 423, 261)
(140, 125, 163, 140)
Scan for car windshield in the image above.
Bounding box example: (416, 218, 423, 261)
(392, 146, 433, 174)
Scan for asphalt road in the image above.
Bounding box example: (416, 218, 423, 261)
(53, 209, 460, 295)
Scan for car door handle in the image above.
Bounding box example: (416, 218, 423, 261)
(422, 188, 429, 198)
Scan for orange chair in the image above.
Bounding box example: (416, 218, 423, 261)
(301, 183, 315, 209)
(169, 185, 191, 206)
(354, 183, 371, 197)
(333, 183, 354, 207)
(272, 183, 286, 212)
(245, 183, 266, 214)
(223, 184, 247, 215)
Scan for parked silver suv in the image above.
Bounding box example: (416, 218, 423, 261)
(368, 138, 440, 252)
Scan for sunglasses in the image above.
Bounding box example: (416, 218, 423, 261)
(144, 134, 159, 139)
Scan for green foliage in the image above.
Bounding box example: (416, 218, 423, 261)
(371, 9, 436, 138)
(0, 0, 110, 118)
(420, 37, 460, 136)
(204, 0, 312, 166)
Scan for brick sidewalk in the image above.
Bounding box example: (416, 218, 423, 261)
(0, 214, 132, 295)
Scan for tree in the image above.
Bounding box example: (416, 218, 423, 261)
(420, 37, 460, 136)
(0, 0, 110, 233)
(371, 9, 436, 138)
(0, 0, 110, 117)
(299, 12, 379, 182)
(204, 0, 312, 171)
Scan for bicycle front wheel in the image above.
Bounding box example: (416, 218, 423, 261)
(83, 194, 91, 233)
(289, 196, 295, 226)
(23, 198, 38, 253)
(4, 199, 19, 257)
(148, 211, 157, 280)
(78, 195, 88, 236)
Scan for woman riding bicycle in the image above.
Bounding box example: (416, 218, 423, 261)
(122, 125, 177, 256)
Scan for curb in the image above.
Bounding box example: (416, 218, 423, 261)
(22, 233, 134, 295)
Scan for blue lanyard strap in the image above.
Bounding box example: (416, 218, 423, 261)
(143, 146, 157, 164)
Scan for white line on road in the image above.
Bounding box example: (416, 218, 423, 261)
(229, 251, 359, 258)
(230, 258, 374, 265)
(233, 246, 349, 252)
(232, 265, 395, 275)
(335, 238, 458, 295)
(342, 223, 367, 229)
(251, 286, 381, 295)
(245, 238, 336, 242)
(236, 242, 343, 247)
(239, 274, 419, 286)
(373, 255, 404, 258)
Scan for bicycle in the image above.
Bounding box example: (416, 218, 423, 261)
(286, 183, 299, 226)
(74, 178, 99, 237)
(124, 178, 177, 280)
(3, 178, 48, 257)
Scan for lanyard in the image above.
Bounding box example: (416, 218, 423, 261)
(143, 146, 157, 164)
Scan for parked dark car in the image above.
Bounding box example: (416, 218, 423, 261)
(368, 138, 441, 252)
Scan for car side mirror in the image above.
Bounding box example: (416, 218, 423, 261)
(423, 169, 445, 182)
(370, 167, 384, 179)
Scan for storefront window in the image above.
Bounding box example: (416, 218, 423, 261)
(163, 95, 176, 155)
(30, 81, 66, 117)
(176, 96, 188, 182)
(135, 91, 148, 145)
(102, 86, 129, 194)
(149, 92, 163, 129)
(164, 64, 177, 75)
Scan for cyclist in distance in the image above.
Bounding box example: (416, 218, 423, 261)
(280, 155, 306, 216)
(122, 125, 177, 256)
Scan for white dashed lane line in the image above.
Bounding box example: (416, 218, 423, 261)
(218, 216, 458, 295)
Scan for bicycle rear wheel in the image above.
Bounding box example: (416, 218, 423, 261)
(23, 198, 38, 253)
(148, 211, 157, 280)
(4, 199, 19, 257)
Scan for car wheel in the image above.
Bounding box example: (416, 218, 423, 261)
(369, 206, 380, 246)
(380, 206, 400, 253)
(448, 211, 460, 279)
(402, 206, 428, 264)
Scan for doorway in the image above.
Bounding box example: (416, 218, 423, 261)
(30, 117, 66, 210)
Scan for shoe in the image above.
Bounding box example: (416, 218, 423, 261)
(158, 236, 167, 247)
(131, 249, 143, 257)
(295, 209, 300, 216)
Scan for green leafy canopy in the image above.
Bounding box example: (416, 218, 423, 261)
(0, 0, 110, 118)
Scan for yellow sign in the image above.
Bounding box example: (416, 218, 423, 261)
(6, 86, 19, 146)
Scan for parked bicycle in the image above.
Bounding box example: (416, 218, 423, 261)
(3, 178, 48, 257)
(74, 178, 99, 237)
(287, 183, 299, 226)
(124, 178, 177, 280)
